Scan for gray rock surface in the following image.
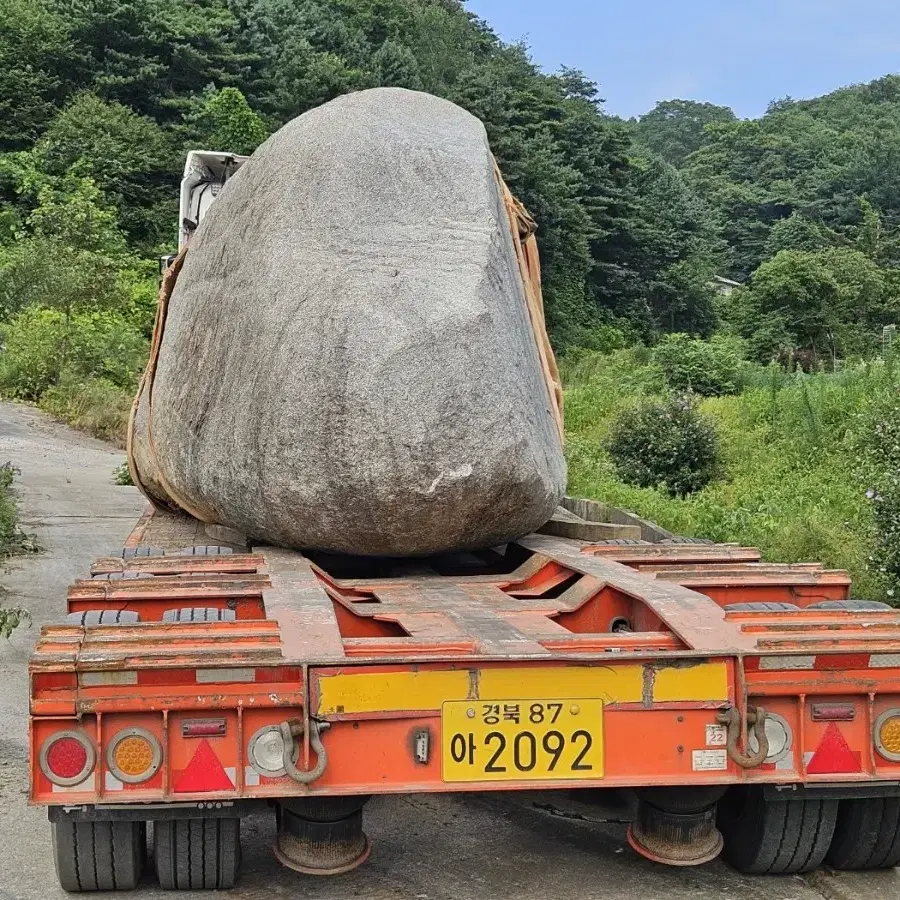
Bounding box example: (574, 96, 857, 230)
(132, 87, 566, 555)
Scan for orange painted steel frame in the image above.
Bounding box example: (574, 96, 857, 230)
(29, 508, 900, 809)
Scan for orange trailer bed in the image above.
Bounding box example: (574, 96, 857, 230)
(28, 505, 900, 887)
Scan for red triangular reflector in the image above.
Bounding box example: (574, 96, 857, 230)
(806, 722, 862, 774)
(173, 739, 234, 792)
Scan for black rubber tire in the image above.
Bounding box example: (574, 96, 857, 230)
(660, 537, 715, 545)
(162, 607, 236, 623)
(91, 572, 155, 580)
(590, 539, 650, 546)
(718, 786, 837, 874)
(153, 818, 240, 890)
(52, 820, 145, 891)
(121, 547, 166, 559)
(67, 609, 140, 625)
(807, 599, 892, 611)
(173, 545, 234, 556)
(723, 601, 800, 612)
(826, 797, 900, 870)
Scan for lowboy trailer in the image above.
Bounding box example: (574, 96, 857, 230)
(29, 504, 900, 890)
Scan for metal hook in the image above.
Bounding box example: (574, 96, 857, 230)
(717, 705, 769, 769)
(280, 719, 330, 784)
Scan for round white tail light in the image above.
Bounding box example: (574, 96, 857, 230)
(248, 725, 296, 778)
(748, 712, 792, 764)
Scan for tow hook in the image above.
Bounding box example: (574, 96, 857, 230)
(717, 705, 768, 768)
(280, 718, 330, 784)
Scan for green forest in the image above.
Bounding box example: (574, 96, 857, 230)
(0, 0, 898, 598)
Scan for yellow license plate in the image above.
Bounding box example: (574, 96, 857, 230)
(442, 699, 604, 782)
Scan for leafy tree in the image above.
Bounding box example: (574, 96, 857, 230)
(653, 333, 747, 396)
(746, 250, 837, 361)
(627, 154, 723, 335)
(35, 93, 174, 247)
(372, 39, 424, 90)
(0, 306, 146, 398)
(635, 99, 736, 166)
(0, 176, 131, 321)
(819, 247, 886, 355)
(765, 212, 832, 256)
(743, 248, 886, 361)
(0, 0, 75, 149)
(27, 176, 128, 255)
(185, 87, 269, 155)
(52, 0, 251, 122)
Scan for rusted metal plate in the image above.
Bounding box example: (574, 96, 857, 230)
(261, 548, 346, 662)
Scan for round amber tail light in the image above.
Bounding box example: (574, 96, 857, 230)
(106, 728, 162, 783)
(875, 709, 900, 761)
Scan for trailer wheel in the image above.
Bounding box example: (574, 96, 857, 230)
(91, 572, 155, 580)
(718, 786, 837, 874)
(807, 599, 892, 611)
(121, 546, 166, 559)
(66, 609, 140, 625)
(660, 537, 715, 545)
(826, 797, 900, 870)
(52, 820, 145, 891)
(591, 539, 650, 546)
(723, 602, 800, 612)
(173, 545, 234, 556)
(153, 818, 240, 890)
(162, 607, 236, 623)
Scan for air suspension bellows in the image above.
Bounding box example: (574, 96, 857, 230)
(274, 796, 370, 875)
(627, 787, 726, 866)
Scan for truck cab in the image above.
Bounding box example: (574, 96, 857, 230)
(159, 150, 248, 273)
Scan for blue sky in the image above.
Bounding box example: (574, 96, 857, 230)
(465, 0, 900, 119)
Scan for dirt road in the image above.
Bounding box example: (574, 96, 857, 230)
(0, 400, 892, 899)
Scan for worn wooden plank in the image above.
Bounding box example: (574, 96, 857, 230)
(539, 517, 642, 542)
(561, 496, 676, 543)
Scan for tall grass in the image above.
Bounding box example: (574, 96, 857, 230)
(564, 353, 899, 600)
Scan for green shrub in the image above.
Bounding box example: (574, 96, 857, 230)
(40, 377, 134, 445)
(652, 333, 747, 396)
(606, 397, 721, 496)
(0, 306, 147, 400)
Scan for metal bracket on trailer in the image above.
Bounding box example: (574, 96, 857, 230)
(48, 799, 266, 822)
(764, 781, 900, 801)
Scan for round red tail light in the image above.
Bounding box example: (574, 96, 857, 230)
(39, 731, 95, 786)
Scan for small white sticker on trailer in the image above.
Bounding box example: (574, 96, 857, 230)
(692, 749, 728, 771)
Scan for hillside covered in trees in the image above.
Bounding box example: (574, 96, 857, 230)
(2, 0, 900, 361)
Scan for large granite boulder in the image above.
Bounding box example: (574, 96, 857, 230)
(130, 88, 565, 555)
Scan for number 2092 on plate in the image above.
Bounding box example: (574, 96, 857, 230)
(441, 699, 604, 782)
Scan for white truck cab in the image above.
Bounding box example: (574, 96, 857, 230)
(160, 150, 248, 272)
